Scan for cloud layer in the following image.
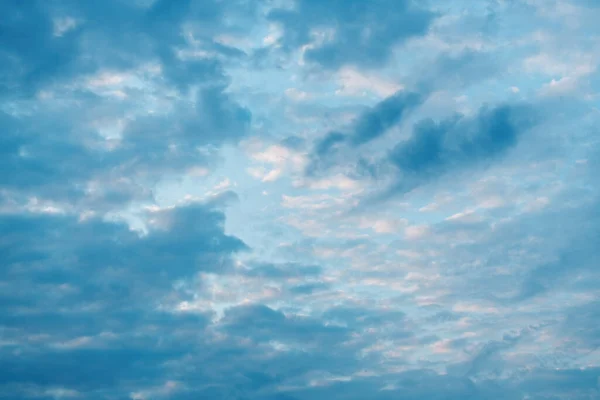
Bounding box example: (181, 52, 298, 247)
(1, 0, 600, 399)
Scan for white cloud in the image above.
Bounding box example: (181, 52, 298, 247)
(282, 194, 346, 211)
(53, 17, 78, 37)
(445, 209, 483, 223)
(263, 23, 283, 46)
(88, 72, 128, 87)
(539, 76, 579, 96)
(525, 51, 595, 76)
(404, 225, 430, 240)
(478, 196, 505, 209)
(298, 174, 362, 191)
(335, 68, 403, 98)
(522, 196, 550, 212)
(187, 166, 210, 177)
(262, 168, 283, 182)
(248, 145, 308, 183)
(130, 381, 182, 400)
(212, 178, 232, 192)
(453, 302, 500, 314)
(358, 217, 408, 234)
(285, 88, 311, 101)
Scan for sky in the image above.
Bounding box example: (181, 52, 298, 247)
(1, 0, 600, 399)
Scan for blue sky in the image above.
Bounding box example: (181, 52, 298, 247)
(1, 0, 600, 398)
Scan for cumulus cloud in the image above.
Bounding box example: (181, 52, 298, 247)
(0, 0, 251, 209)
(0, 199, 249, 396)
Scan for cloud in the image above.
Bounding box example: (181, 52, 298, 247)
(381, 103, 538, 197)
(2, 0, 600, 398)
(268, 0, 434, 70)
(248, 143, 307, 182)
(0, 198, 252, 397)
(335, 68, 403, 98)
(220, 304, 348, 346)
(0, 0, 257, 97)
(414, 50, 501, 93)
(306, 91, 422, 175)
(515, 197, 600, 300)
(0, 201, 247, 306)
(243, 262, 322, 279)
(0, 0, 252, 208)
(0, 91, 248, 208)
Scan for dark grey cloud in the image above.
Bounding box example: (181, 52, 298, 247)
(0, 0, 255, 97)
(118, 84, 251, 168)
(0, 0, 253, 209)
(304, 49, 510, 182)
(1, 209, 598, 400)
(347, 92, 423, 146)
(268, 0, 434, 70)
(1, 82, 249, 207)
(0, 199, 251, 397)
(220, 304, 348, 345)
(1, 1, 599, 399)
(376, 103, 539, 199)
(390, 104, 536, 180)
(288, 282, 331, 295)
(307, 91, 422, 175)
(0, 201, 247, 317)
(0, 204, 391, 398)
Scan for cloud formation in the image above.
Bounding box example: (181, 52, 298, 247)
(385, 103, 538, 195)
(307, 91, 422, 175)
(268, 0, 434, 70)
(0, 0, 252, 208)
(2, 0, 600, 399)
